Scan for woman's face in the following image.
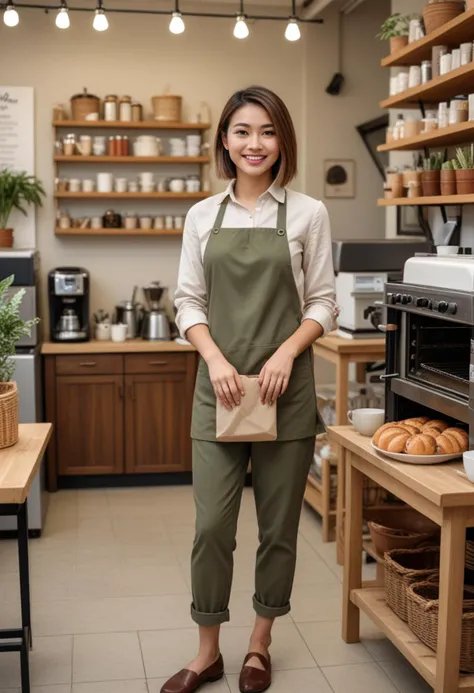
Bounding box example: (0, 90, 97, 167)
(223, 103, 280, 181)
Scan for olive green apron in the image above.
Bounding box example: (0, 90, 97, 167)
(191, 192, 324, 442)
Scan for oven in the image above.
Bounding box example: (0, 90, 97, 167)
(383, 281, 474, 444)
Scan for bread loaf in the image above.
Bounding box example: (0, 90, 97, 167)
(372, 422, 400, 446)
(398, 423, 422, 435)
(436, 432, 464, 455)
(378, 427, 411, 453)
(423, 419, 449, 434)
(403, 417, 427, 429)
(443, 427, 468, 449)
(405, 433, 437, 456)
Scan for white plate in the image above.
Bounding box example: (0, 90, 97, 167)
(371, 442, 461, 465)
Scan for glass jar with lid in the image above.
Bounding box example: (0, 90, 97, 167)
(63, 133, 77, 156)
(186, 175, 201, 193)
(119, 96, 132, 122)
(104, 95, 118, 121)
(132, 102, 143, 122)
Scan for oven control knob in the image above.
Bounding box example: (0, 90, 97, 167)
(401, 294, 409, 304)
(448, 302, 458, 315)
(395, 293, 402, 303)
(438, 301, 449, 313)
(416, 297, 429, 308)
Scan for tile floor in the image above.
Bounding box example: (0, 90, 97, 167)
(0, 486, 432, 693)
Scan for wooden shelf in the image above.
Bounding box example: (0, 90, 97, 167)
(53, 120, 211, 130)
(54, 192, 210, 200)
(381, 9, 474, 68)
(378, 121, 474, 152)
(378, 194, 474, 206)
(351, 587, 474, 691)
(54, 155, 210, 164)
(380, 62, 474, 110)
(55, 227, 183, 236)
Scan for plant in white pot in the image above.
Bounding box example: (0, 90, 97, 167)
(0, 169, 46, 248)
(0, 275, 39, 448)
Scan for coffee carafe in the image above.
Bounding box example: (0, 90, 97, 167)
(115, 300, 143, 339)
(141, 282, 171, 341)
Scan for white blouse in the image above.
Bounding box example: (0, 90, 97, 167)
(175, 180, 337, 339)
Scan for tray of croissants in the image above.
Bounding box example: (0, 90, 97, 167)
(371, 417, 468, 464)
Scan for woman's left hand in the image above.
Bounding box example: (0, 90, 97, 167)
(258, 345, 296, 405)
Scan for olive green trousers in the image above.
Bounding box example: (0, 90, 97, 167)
(190, 437, 315, 626)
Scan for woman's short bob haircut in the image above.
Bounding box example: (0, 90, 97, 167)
(214, 86, 297, 188)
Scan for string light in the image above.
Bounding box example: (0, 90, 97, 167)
(55, 0, 70, 28)
(93, 0, 108, 31)
(3, 1, 19, 27)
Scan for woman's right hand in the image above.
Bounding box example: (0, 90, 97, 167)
(207, 352, 244, 410)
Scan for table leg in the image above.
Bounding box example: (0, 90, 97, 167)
(336, 356, 350, 565)
(17, 501, 32, 650)
(342, 450, 363, 644)
(434, 508, 465, 693)
(336, 448, 345, 565)
(356, 363, 366, 383)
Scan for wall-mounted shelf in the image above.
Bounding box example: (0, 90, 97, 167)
(54, 192, 210, 200)
(378, 121, 474, 152)
(381, 8, 474, 68)
(53, 120, 211, 130)
(378, 194, 474, 206)
(54, 155, 210, 164)
(55, 227, 184, 237)
(380, 62, 474, 110)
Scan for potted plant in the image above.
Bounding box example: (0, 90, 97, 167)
(423, 0, 464, 35)
(0, 169, 46, 248)
(421, 153, 443, 196)
(453, 145, 474, 194)
(0, 275, 39, 448)
(377, 13, 410, 54)
(441, 160, 457, 195)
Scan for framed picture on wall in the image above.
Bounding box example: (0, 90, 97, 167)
(324, 159, 355, 198)
(396, 206, 423, 236)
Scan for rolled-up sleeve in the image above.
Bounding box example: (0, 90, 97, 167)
(174, 210, 209, 339)
(301, 202, 337, 336)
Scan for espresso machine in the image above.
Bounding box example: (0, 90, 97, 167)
(141, 282, 171, 340)
(48, 267, 90, 342)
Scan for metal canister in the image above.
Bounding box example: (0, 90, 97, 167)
(132, 102, 143, 122)
(421, 60, 432, 84)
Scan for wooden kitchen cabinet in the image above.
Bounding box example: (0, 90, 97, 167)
(43, 348, 197, 491)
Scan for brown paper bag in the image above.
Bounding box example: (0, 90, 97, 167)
(216, 375, 277, 442)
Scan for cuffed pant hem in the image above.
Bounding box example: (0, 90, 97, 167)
(253, 594, 291, 619)
(190, 603, 230, 626)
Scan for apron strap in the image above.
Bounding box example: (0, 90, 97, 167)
(211, 195, 230, 233)
(276, 193, 287, 233)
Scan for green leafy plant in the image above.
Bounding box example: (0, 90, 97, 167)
(442, 160, 454, 170)
(0, 275, 39, 382)
(423, 153, 443, 171)
(377, 13, 410, 39)
(0, 169, 46, 230)
(455, 145, 474, 170)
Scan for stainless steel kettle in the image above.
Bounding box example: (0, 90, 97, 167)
(141, 309, 170, 341)
(115, 301, 142, 339)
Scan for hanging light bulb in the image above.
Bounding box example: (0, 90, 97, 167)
(285, 18, 300, 41)
(93, 0, 108, 31)
(55, 1, 70, 29)
(3, 2, 19, 27)
(233, 0, 249, 39)
(169, 11, 185, 34)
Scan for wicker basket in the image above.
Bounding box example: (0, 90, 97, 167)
(407, 581, 474, 672)
(422, 1, 464, 34)
(369, 522, 434, 555)
(151, 95, 182, 122)
(385, 546, 440, 622)
(70, 88, 100, 121)
(0, 382, 19, 449)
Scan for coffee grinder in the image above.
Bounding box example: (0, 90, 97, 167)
(48, 267, 90, 342)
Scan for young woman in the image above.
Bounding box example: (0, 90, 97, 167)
(162, 85, 337, 693)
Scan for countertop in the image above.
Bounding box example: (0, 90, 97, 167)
(0, 424, 52, 504)
(41, 339, 197, 354)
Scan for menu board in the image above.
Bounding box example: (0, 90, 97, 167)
(0, 86, 35, 246)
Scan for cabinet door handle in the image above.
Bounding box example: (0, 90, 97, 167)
(148, 360, 167, 366)
(79, 361, 97, 367)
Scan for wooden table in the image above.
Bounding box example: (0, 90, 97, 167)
(310, 334, 386, 557)
(0, 424, 52, 693)
(329, 425, 474, 693)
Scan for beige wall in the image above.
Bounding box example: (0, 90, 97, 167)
(1, 0, 388, 328)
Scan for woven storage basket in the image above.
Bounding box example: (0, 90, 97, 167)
(422, 1, 464, 34)
(368, 522, 434, 555)
(70, 89, 100, 121)
(407, 581, 474, 672)
(0, 382, 19, 449)
(151, 95, 182, 122)
(385, 546, 440, 622)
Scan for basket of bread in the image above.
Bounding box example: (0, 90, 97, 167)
(371, 416, 468, 464)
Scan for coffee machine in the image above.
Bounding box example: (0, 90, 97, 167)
(48, 267, 90, 342)
(141, 282, 171, 340)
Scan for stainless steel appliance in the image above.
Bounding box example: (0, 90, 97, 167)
(115, 300, 142, 339)
(0, 250, 47, 536)
(333, 239, 430, 338)
(48, 267, 90, 342)
(382, 252, 474, 445)
(142, 283, 171, 340)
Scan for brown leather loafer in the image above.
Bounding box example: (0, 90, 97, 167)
(239, 652, 271, 693)
(160, 654, 224, 693)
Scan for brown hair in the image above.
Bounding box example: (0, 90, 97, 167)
(214, 86, 297, 188)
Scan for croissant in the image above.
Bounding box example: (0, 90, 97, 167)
(423, 420, 449, 434)
(378, 427, 411, 453)
(405, 433, 437, 456)
(372, 422, 401, 446)
(436, 432, 464, 455)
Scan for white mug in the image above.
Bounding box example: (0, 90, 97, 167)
(69, 178, 81, 192)
(82, 179, 95, 193)
(139, 171, 154, 184)
(91, 216, 102, 229)
(97, 172, 113, 193)
(115, 178, 128, 193)
(139, 216, 152, 229)
(111, 323, 127, 342)
(348, 408, 385, 437)
(169, 178, 185, 193)
(463, 451, 474, 482)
